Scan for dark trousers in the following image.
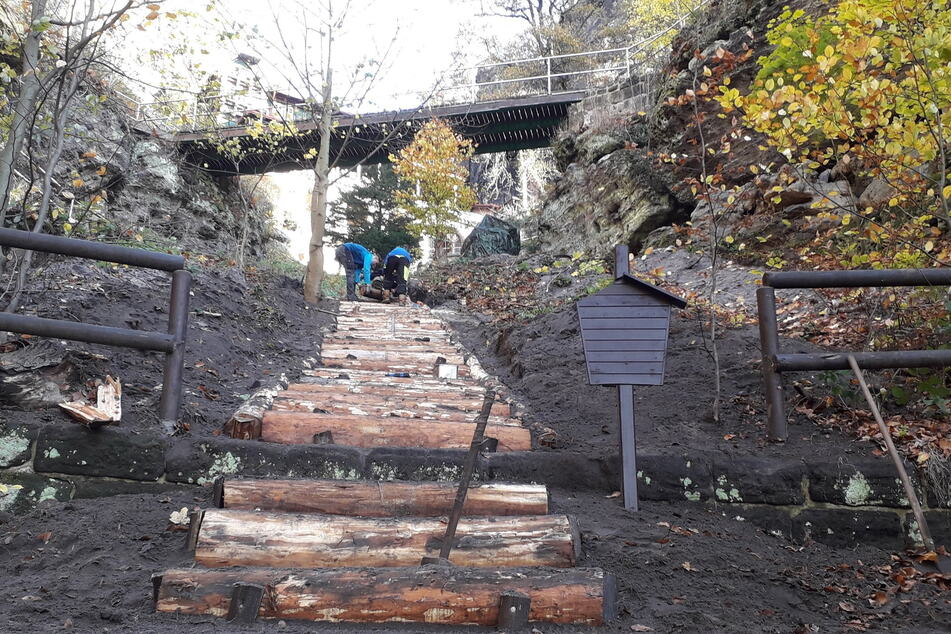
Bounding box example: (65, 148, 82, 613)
(383, 256, 410, 296)
(335, 245, 358, 300)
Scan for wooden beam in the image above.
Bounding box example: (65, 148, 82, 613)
(319, 358, 471, 376)
(321, 349, 466, 364)
(260, 411, 532, 451)
(270, 397, 518, 425)
(221, 479, 549, 516)
(275, 388, 512, 416)
(194, 509, 578, 568)
(155, 566, 615, 625)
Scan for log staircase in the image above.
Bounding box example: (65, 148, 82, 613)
(152, 301, 616, 626)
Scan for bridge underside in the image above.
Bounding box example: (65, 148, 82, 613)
(174, 92, 584, 175)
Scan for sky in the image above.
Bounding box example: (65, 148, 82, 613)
(116, 1, 529, 270)
(121, 0, 526, 112)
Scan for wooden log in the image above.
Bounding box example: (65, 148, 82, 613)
(221, 479, 549, 516)
(260, 411, 532, 451)
(287, 383, 485, 397)
(322, 341, 461, 353)
(295, 374, 486, 391)
(320, 358, 471, 376)
(193, 509, 578, 568)
(270, 398, 518, 425)
(223, 381, 287, 439)
(321, 349, 466, 364)
(275, 389, 512, 417)
(155, 566, 615, 625)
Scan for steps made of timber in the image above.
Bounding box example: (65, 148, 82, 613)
(155, 566, 616, 625)
(155, 301, 614, 626)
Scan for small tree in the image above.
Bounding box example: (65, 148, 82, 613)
(327, 164, 418, 257)
(391, 119, 477, 242)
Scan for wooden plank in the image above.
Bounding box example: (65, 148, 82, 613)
(578, 295, 666, 307)
(193, 510, 578, 569)
(585, 285, 658, 296)
(577, 306, 669, 319)
(586, 362, 664, 373)
(581, 340, 667, 352)
(583, 351, 665, 363)
(222, 479, 549, 516)
(578, 318, 669, 330)
(155, 566, 615, 625)
(260, 411, 532, 451)
(588, 373, 664, 386)
(581, 329, 668, 341)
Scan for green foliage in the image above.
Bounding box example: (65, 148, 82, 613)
(328, 164, 418, 258)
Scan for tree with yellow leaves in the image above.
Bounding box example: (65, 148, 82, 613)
(391, 119, 477, 241)
(719, 0, 951, 226)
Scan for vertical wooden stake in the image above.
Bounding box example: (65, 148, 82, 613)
(617, 384, 638, 511)
(497, 590, 531, 630)
(226, 582, 265, 624)
(614, 245, 630, 277)
(185, 509, 205, 552)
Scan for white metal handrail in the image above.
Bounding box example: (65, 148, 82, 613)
(122, 0, 708, 130)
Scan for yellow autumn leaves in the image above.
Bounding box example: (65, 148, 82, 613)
(390, 119, 477, 240)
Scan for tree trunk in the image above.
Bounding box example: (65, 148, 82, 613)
(259, 410, 532, 450)
(0, 0, 47, 222)
(303, 67, 334, 304)
(193, 509, 577, 568)
(220, 479, 549, 516)
(155, 566, 615, 625)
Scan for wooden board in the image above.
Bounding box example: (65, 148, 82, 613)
(221, 479, 548, 516)
(155, 566, 615, 625)
(194, 509, 578, 568)
(577, 306, 669, 319)
(260, 411, 532, 451)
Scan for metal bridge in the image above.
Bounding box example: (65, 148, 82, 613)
(125, 3, 704, 175)
(171, 92, 584, 175)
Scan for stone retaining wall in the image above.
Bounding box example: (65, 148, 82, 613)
(1, 422, 947, 549)
(569, 76, 654, 129)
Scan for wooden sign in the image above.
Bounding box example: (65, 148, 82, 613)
(577, 246, 686, 510)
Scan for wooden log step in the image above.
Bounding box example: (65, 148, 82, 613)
(193, 509, 578, 568)
(336, 315, 446, 325)
(280, 386, 509, 412)
(330, 330, 453, 340)
(155, 566, 614, 625)
(221, 479, 549, 516)
(298, 371, 483, 389)
(287, 382, 487, 398)
(271, 397, 518, 424)
(320, 358, 471, 376)
(260, 411, 532, 451)
(322, 341, 463, 354)
(321, 349, 466, 364)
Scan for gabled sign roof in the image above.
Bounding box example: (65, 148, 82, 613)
(611, 273, 688, 309)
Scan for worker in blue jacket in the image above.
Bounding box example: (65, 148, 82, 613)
(382, 246, 412, 303)
(334, 242, 373, 301)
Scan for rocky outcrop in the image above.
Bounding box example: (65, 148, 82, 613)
(534, 146, 692, 255)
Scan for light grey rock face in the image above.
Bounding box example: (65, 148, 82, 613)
(534, 150, 692, 256)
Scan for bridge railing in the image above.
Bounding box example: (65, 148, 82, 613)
(124, 0, 709, 131)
